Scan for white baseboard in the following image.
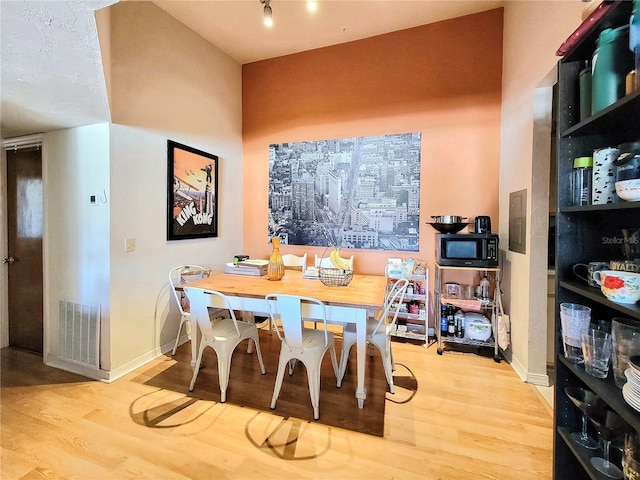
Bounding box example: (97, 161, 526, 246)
(45, 355, 109, 381)
(105, 350, 161, 383)
(508, 353, 550, 386)
(509, 354, 528, 382)
(45, 337, 181, 383)
(527, 372, 550, 386)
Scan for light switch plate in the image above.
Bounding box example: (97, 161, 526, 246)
(125, 238, 135, 252)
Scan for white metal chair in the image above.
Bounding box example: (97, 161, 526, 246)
(282, 253, 308, 272)
(337, 279, 409, 394)
(265, 294, 339, 420)
(184, 287, 266, 402)
(169, 265, 212, 356)
(315, 253, 354, 270)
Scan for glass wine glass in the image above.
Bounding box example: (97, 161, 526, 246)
(564, 386, 601, 449)
(585, 403, 631, 479)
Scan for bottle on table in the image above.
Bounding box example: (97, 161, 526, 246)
(455, 309, 465, 338)
(447, 306, 455, 336)
(441, 304, 449, 337)
(480, 275, 490, 300)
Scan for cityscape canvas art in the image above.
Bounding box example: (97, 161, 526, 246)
(268, 132, 421, 251)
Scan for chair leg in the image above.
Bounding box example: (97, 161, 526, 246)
(307, 363, 321, 420)
(380, 342, 395, 394)
(216, 348, 232, 403)
(329, 343, 339, 386)
(271, 353, 288, 410)
(189, 343, 206, 391)
(390, 342, 395, 372)
(171, 316, 187, 356)
(251, 332, 266, 375)
(337, 340, 354, 388)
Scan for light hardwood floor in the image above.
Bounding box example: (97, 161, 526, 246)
(1, 338, 553, 480)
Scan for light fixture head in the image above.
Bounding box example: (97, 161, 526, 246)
(261, 0, 273, 27)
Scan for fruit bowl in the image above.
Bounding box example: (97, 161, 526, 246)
(318, 268, 353, 287)
(616, 179, 640, 202)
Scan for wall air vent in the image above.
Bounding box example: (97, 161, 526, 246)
(58, 299, 100, 369)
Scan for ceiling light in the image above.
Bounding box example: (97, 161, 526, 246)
(261, 0, 273, 27)
(307, 1, 317, 13)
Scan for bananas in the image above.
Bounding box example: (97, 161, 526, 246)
(329, 248, 351, 271)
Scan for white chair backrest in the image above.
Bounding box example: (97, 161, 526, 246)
(184, 287, 241, 338)
(282, 253, 308, 272)
(266, 294, 328, 353)
(371, 279, 409, 337)
(314, 253, 354, 270)
(169, 265, 211, 314)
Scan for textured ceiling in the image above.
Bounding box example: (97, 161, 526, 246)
(0, 0, 505, 139)
(1, 0, 116, 139)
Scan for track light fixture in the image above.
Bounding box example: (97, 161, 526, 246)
(261, 0, 273, 28)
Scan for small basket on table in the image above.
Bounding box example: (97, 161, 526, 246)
(318, 268, 353, 287)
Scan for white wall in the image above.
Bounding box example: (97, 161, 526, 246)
(105, 2, 243, 374)
(33, 2, 242, 379)
(500, 1, 585, 383)
(45, 124, 111, 369)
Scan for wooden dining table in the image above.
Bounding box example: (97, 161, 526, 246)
(182, 270, 387, 408)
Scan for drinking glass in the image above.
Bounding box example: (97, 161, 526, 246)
(612, 318, 640, 388)
(582, 328, 613, 379)
(564, 386, 601, 449)
(586, 403, 630, 479)
(445, 283, 461, 298)
(560, 303, 591, 363)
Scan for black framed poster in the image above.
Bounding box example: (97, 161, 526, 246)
(167, 140, 218, 240)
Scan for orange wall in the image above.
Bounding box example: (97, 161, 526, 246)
(242, 9, 503, 279)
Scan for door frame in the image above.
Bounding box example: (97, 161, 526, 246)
(1, 133, 47, 355)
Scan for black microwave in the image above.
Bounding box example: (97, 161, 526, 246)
(436, 233, 499, 268)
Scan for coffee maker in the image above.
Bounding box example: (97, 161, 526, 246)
(474, 216, 492, 234)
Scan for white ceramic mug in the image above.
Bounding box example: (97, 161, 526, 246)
(593, 270, 640, 304)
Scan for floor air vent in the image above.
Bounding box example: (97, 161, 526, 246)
(58, 299, 100, 369)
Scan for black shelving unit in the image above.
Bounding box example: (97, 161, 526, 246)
(554, 2, 640, 479)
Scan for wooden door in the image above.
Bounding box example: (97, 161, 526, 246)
(6, 147, 43, 354)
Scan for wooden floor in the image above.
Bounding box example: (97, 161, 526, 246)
(1, 337, 553, 479)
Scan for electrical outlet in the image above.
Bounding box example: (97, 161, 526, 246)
(125, 238, 135, 252)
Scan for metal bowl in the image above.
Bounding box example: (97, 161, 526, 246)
(431, 215, 467, 224)
(427, 222, 469, 234)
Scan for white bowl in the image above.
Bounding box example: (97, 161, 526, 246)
(616, 179, 640, 202)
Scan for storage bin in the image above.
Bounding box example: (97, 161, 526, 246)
(591, 24, 633, 114)
(465, 312, 492, 341)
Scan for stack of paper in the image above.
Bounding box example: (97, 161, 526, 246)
(224, 260, 267, 276)
(302, 266, 319, 279)
(238, 259, 269, 269)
